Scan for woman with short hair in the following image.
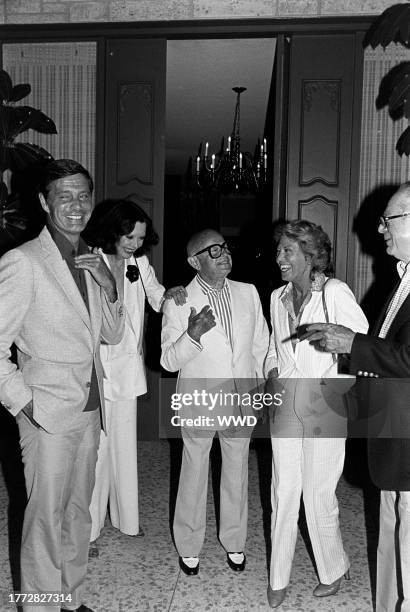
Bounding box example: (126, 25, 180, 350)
(264, 219, 368, 608)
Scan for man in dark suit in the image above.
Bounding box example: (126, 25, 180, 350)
(304, 182, 410, 612)
(0, 159, 124, 612)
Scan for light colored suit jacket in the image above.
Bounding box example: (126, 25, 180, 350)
(264, 278, 368, 437)
(161, 276, 269, 425)
(0, 227, 124, 433)
(102, 254, 164, 400)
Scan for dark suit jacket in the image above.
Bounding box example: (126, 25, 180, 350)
(350, 284, 410, 491)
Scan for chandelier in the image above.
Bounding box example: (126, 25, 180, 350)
(195, 87, 267, 195)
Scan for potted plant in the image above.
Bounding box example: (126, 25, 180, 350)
(364, 2, 410, 155)
(0, 68, 57, 254)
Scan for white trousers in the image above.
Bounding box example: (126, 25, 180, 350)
(376, 490, 410, 612)
(173, 428, 250, 557)
(270, 436, 349, 589)
(17, 409, 100, 612)
(89, 398, 140, 540)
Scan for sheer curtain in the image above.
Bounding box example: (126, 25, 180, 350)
(355, 44, 410, 301)
(3, 42, 96, 179)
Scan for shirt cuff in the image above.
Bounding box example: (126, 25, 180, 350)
(188, 335, 202, 350)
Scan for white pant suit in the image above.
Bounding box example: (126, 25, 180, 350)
(90, 254, 165, 540)
(270, 434, 347, 588)
(265, 277, 368, 589)
(90, 398, 139, 539)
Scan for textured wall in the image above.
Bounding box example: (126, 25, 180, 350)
(1, 0, 396, 24)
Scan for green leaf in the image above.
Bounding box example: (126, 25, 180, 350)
(0, 181, 8, 205)
(396, 125, 410, 155)
(3, 106, 57, 139)
(10, 83, 31, 103)
(364, 4, 410, 49)
(7, 142, 53, 172)
(0, 69, 13, 103)
(388, 70, 410, 114)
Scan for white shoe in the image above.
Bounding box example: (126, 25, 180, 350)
(182, 556, 199, 568)
(179, 556, 199, 575)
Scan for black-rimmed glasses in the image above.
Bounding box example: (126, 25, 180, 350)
(193, 242, 232, 259)
(379, 212, 410, 229)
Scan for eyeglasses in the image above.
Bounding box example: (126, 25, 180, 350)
(379, 212, 410, 229)
(192, 242, 232, 259)
(126, 264, 140, 283)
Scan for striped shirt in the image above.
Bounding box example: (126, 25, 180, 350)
(196, 274, 233, 348)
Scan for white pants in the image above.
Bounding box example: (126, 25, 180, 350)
(173, 427, 250, 557)
(270, 436, 349, 589)
(17, 409, 100, 612)
(89, 398, 140, 540)
(376, 490, 410, 612)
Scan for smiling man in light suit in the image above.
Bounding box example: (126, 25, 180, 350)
(161, 228, 269, 576)
(0, 159, 124, 612)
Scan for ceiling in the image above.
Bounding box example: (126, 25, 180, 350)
(165, 38, 277, 177)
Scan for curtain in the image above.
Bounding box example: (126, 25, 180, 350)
(3, 42, 96, 179)
(355, 44, 410, 302)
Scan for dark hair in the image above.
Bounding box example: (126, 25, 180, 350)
(38, 158, 93, 197)
(274, 219, 333, 276)
(83, 198, 159, 255)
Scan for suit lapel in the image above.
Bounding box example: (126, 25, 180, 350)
(39, 227, 92, 333)
(228, 280, 240, 353)
(386, 293, 410, 338)
(372, 280, 400, 337)
(84, 270, 100, 344)
(124, 258, 141, 339)
(103, 252, 137, 338)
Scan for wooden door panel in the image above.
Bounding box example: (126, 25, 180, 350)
(104, 39, 166, 439)
(286, 34, 358, 281)
(104, 38, 166, 276)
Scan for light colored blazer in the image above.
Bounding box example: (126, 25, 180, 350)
(264, 277, 368, 437)
(0, 227, 124, 433)
(161, 276, 269, 423)
(101, 254, 165, 400)
(264, 278, 368, 379)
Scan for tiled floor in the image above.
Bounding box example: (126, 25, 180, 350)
(0, 410, 378, 611)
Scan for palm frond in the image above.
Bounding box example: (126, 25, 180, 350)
(0, 70, 13, 103)
(10, 83, 31, 103)
(396, 125, 410, 155)
(364, 3, 410, 49)
(388, 68, 410, 115)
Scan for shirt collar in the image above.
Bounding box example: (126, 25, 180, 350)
(196, 274, 228, 295)
(47, 222, 88, 261)
(279, 271, 327, 299)
(397, 260, 410, 279)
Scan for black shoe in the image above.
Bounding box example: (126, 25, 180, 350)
(61, 606, 94, 612)
(179, 556, 199, 576)
(227, 552, 246, 572)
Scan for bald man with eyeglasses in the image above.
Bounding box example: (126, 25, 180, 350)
(161, 228, 269, 577)
(303, 182, 410, 612)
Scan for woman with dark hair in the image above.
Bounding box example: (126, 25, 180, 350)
(83, 199, 186, 554)
(264, 220, 368, 608)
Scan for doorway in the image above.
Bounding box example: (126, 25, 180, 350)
(163, 38, 277, 310)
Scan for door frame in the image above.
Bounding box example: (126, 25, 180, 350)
(0, 15, 372, 289)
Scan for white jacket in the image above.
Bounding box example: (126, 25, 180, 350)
(101, 254, 164, 400)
